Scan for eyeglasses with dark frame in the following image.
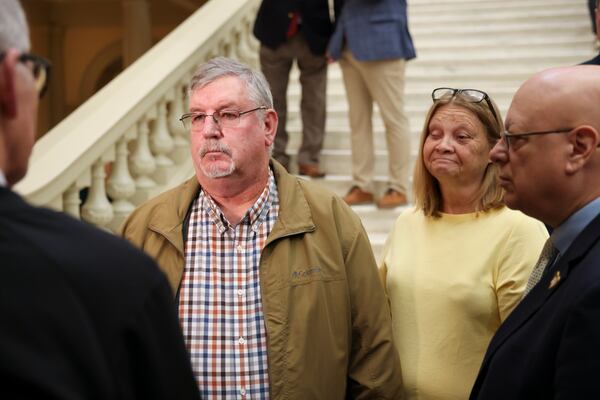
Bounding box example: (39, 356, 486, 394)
(0, 51, 52, 98)
(179, 106, 268, 131)
(432, 87, 499, 122)
(500, 128, 575, 151)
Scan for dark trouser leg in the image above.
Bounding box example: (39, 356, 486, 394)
(260, 43, 293, 169)
(295, 35, 327, 166)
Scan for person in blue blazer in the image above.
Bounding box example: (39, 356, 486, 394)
(328, 0, 416, 208)
(471, 65, 600, 399)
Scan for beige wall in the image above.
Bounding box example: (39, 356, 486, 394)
(22, 0, 208, 138)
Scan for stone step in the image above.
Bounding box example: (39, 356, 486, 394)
(291, 58, 595, 85)
(287, 150, 420, 176)
(409, 7, 586, 25)
(294, 174, 401, 198)
(409, 0, 583, 10)
(410, 20, 591, 38)
(413, 36, 593, 52)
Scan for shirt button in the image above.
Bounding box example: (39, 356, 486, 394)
(237, 289, 244, 297)
(236, 244, 243, 252)
(238, 337, 246, 345)
(240, 388, 246, 396)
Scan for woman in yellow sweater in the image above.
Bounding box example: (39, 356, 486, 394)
(380, 88, 548, 400)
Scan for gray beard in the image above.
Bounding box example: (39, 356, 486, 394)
(201, 160, 235, 179)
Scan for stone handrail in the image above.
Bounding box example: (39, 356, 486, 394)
(15, 0, 261, 231)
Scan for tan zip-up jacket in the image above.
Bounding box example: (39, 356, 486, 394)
(120, 160, 403, 399)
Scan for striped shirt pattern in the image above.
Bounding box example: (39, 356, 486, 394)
(179, 172, 278, 399)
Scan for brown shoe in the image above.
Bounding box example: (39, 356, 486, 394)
(298, 163, 326, 178)
(377, 189, 408, 209)
(343, 186, 374, 205)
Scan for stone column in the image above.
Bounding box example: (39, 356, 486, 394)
(122, 0, 152, 67)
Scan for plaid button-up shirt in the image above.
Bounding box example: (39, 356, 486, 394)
(179, 171, 278, 399)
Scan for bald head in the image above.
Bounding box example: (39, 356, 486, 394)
(507, 66, 600, 135)
(490, 66, 600, 227)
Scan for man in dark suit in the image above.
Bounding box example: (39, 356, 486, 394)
(471, 65, 600, 399)
(0, 1, 200, 398)
(583, 0, 600, 65)
(254, 0, 338, 177)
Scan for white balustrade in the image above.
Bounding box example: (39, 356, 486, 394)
(129, 118, 157, 205)
(81, 158, 114, 230)
(15, 0, 262, 230)
(107, 135, 136, 231)
(168, 84, 190, 164)
(63, 183, 81, 219)
(150, 98, 175, 184)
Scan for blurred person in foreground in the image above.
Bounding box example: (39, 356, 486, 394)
(380, 88, 547, 399)
(0, 1, 199, 398)
(470, 65, 600, 399)
(121, 56, 402, 399)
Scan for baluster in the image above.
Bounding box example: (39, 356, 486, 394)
(107, 135, 136, 231)
(63, 182, 81, 219)
(129, 118, 157, 205)
(244, 21, 261, 68)
(168, 84, 190, 164)
(228, 31, 243, 61)
(150, 98, 175, 184)
(81, 158, 114, 230)
(237, 23, 255, 65)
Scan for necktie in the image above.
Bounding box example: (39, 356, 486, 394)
(523, 238, 559, 297)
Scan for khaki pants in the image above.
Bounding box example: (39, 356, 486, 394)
(339, 50, 410, 194)
(259, 34, 327, 167)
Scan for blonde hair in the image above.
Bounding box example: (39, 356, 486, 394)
(413, 92, 504, 218)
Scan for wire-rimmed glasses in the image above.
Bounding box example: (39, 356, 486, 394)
(501, 128, 575, 151)
(179, 106, 267, 131)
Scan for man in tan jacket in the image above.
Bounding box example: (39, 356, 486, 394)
(121, 57, 402, 399)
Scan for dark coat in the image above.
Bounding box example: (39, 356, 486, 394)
(470, 212, 600, 399)
(581, 53, 600, 65)
(253, 0, 337, 55)
(0, 187, 200, 400)
(328, 0, 416, 61)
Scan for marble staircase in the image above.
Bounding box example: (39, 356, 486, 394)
(283, 0, 595, 260)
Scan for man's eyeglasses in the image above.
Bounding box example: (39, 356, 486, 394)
(432, 87, 499, 122)
(0, 52, 51, 98)
(500, 128, 574, 151)
(180, 106, 267, 131)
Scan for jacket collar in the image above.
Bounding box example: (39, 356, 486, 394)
(267, 159, 316, 243)
(482, 211, 600, 365)
(148, 176, 200, 256)
(146, 159, 316, 253)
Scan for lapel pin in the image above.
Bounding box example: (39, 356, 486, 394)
(549, 271, 561, 289)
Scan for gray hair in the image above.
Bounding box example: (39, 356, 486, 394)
(0, 0, 30, 52)
(189, 57, 273, 109)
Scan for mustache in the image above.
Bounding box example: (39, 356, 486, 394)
(199, 140, 232, 158)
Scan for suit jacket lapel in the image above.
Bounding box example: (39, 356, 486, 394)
(481, 212, 600, 366)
